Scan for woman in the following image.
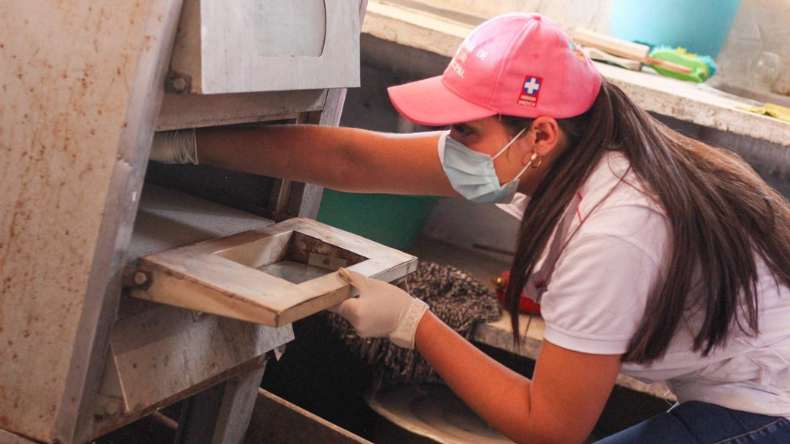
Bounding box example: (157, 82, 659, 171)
(153, 13, 790, 444)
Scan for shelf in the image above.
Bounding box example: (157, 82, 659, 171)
(129, 184, 276, 260)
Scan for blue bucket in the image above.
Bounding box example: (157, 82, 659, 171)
(610, 0, 742, 58)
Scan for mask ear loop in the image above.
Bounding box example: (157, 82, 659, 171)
(494, 126, 534, 183)
(491, 126, 530, 160)
(512, 152, 539, 181)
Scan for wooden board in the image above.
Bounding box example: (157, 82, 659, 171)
(128, 218, 417, 326)
(571, 29, 691, 75)
(170, 0, 361, 93)
(246, 390, 374, 444)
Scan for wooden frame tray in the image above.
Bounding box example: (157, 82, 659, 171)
(127, 217, 417, 327)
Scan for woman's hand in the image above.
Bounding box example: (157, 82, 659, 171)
(333, 268, 429, 349)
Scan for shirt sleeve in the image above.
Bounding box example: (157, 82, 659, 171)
(540, 228, 664, 355)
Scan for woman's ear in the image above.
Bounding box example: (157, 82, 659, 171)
(530, 117, 561, 156)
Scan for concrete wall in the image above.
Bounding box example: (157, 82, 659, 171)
(717, 0, 790, 96)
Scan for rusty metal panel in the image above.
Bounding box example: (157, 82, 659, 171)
(0, 0, 162, 440)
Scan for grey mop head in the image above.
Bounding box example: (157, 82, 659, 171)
(326, 261, 502, 390)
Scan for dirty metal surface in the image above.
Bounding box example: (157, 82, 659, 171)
(246, 390, 374, 444)
(104, 304, 293, 413)
(129, 184, 276, 260)
(93, 354, 269, 441)
(174, 365, 266, 444)
(0, 0, 160, 441)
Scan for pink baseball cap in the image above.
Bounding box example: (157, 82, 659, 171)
(388, 13, 602, 126)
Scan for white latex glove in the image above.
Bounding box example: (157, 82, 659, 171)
(334, 268, 429, 349)
(150, 129, 198, 164)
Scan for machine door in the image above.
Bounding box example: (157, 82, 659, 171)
(169, 0, 361, 94)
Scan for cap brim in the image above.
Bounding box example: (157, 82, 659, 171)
(387, 76, 496, 127)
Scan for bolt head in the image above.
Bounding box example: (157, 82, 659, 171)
(133, 272, 148, 286)
(170, 77, 188, 92)
(105, 402, 119, 416)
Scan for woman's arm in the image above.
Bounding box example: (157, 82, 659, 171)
(196, 125, 458, 196)
(415, 312, 622, 444)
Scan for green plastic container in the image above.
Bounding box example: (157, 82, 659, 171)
(317, 189, 439, 251)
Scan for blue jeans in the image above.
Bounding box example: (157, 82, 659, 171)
(596, 401, 790, 444)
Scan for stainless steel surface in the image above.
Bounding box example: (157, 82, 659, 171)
(156, 89, 327, 131)
(212, 366, 268, 444)
(129, 185, 276, 259)
(169, 0, 361, 94)
(174, 365, 266, 444)
(212, 366, 267, 444)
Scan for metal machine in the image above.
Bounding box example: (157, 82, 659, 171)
(0, 1, 416, 443)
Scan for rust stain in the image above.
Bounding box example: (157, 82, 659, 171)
(0, 199, 25, 281)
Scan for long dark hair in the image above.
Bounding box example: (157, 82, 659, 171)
(503, 79, 790, 363)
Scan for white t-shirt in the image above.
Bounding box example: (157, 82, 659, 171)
(497, 151, 790, 417)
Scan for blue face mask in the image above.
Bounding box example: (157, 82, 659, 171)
(439, 127, 533, 204)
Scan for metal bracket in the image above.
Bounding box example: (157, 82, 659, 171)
(122, 267, 152, 291)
